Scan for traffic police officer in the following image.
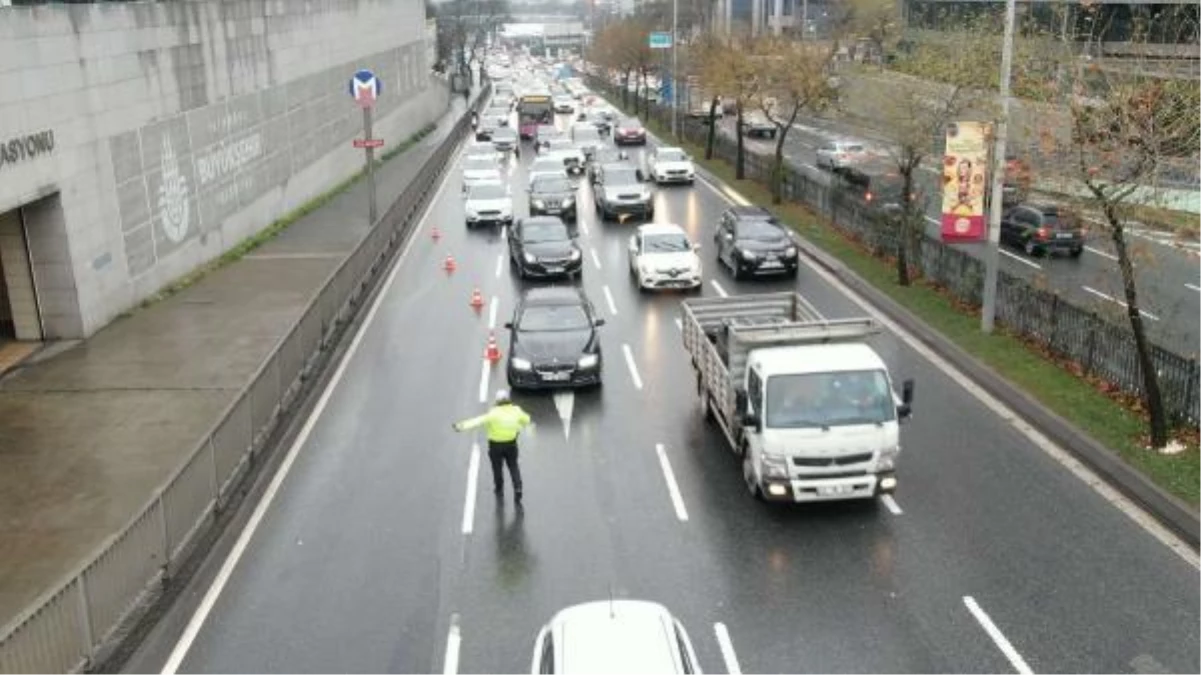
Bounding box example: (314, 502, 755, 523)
(453, 389, 531, 503)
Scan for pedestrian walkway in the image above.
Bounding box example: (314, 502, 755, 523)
(0, 87, 477, 628)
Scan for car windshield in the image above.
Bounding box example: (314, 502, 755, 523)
(1042, 211, 1076, 229)
(736, 219, 783, 240)
(840, 144, 865, 153)
(463, 158, 496, 171)
(518, 303, 590, 332)
(658, 149, 687, 162)
(549, 139, 573, 150)
(493, 128, 516, 139)
(644, 233, 691, 252)
(600, 169, 638, 184)
(765, 370, 894, 428)
(532, 177, 572, 193)
(469, 184, 507, 200)
(521, 222, 569, 243)
(619, 119, 642, 129)
(573, 128, 600, 142)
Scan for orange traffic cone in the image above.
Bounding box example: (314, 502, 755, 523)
(469, 287, 485, 311)
(484, 331, 501, 363)
(443, 254, 456, 273)
(431, 226, 442, 241)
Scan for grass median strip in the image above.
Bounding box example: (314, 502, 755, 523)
(138, 123, 438, 309)
(631, 109, 1200, 505)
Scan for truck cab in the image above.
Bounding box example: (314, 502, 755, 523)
(738, 342, 912, 501)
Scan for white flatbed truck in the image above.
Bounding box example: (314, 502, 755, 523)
(681, 292, 914, 502)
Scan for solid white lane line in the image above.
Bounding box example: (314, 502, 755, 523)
(714, 623, 743, 675)
(590, 246, 603, 270)
(580, 219, 590, 236)
(1086, 246, 1119, 262)
(603, 285, 619, 316)
(622, 344, 643, 390)
(495, 254, 503, 278)
(1082, 285, 1160, 321)
(710, 279, 729, 297)
(655, 444, 689, 521)
(880, 494, 903, 515)
(161, 129, 463, 675)
(478, 358, 491, 403)
(461, 445, 480, 534)
(1001, 250, 1042, 270)
(488, 296, 499, 330)
(963, 597, 1033, 675)
(702, 172, 1199, 567)
(443, 614, 462, 675)
(1185, 283, 1200, 293)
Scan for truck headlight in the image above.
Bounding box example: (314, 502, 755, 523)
(877, 445, 900, 471)
(511, 357, 532, 370)
(761, 455, 788, 479)
(577, 354, 599, 369)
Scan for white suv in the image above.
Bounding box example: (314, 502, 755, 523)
(628, 224, 702, 291)
(647, 147, 695, 185)
(816, 140, 869, 171)
(531, 600, 700, 674)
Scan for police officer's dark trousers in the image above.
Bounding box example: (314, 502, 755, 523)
(488, 439, 523, 495)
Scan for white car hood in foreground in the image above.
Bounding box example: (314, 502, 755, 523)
(463, 168, 502, 182)
(653, 160, 694, 174)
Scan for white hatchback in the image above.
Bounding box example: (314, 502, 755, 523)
(647, 147, 696, 185)
(531, 600, 701, 674)
(628, 224, 702, 292)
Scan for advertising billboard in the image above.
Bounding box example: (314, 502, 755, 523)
(940, 121, 991, 242)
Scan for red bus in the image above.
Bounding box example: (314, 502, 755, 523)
(517, 94, 554, 139)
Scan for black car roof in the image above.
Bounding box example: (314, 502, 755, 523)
(521, 215, 566, 226)
(726, 205, 775, 220)
(522, 286, 587, 305)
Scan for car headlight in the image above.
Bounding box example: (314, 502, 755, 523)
(524, 252, 536, 263)
(511, 357, 532, 371)
(784, 246, 797, 257)
(761, 455, 788, 479)
(563, 197, 575, 207)
(570, 249, 582, 260)
(739, 249, 758, 260)
(577, 354, 599, 369)
(531, 199, 545, 208)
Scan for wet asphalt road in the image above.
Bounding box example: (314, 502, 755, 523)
(713, 117, 1201, 356)
(140, 101, 1199, 674)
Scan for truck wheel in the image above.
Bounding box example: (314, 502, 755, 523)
(742, 446, 765, 501)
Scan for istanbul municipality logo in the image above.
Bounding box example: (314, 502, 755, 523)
(158, 136, 190, 244)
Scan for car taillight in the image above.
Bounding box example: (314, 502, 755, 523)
(865, 191, 874, 202)
(1036, 227, 1049, 239)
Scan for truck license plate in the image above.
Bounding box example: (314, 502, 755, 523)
(818, 484, 854, 496)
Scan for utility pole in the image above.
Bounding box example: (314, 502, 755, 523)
(980, 0, 1017, 333)
(671, 0, 679, 136)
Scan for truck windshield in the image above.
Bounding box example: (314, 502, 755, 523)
(765, 370, 894, 428)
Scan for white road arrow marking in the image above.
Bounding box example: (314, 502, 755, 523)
(553, 391, 575, 440)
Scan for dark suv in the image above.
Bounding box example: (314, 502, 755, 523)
(528, 174, 578, 223)
(714, 206, 799, 279)
(1001, 202, 1084, 258)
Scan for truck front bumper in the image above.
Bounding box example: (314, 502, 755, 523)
(759, 471, 896, 502)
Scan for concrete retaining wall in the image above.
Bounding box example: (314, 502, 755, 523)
(0, 0, 448, 338)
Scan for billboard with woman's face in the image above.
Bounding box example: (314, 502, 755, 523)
(940, 122, 991, 242)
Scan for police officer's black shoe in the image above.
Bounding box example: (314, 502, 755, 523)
(494, 485, 503, 496)
(514, 490, 523, 504)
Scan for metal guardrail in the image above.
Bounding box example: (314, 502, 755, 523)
(0, 82, 491, 674)
(591, 78, 1199, 426)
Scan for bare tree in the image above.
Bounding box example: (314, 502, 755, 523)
(698, 36, 761, 179)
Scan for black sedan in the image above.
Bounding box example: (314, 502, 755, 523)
(528, 175, 578, 223)
(505, 286, 604, 390)
(594, 165, 654, 221)
(714, 206, 799, 279)
(508, 216, 583, 280)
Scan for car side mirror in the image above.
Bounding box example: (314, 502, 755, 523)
(594, 318, 606, 327)
(901, 378, 915, 404)
(504, 321, 513, 329)
(635, 169, 644, 181)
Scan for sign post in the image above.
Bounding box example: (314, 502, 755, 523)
(349, 69, 383, 225)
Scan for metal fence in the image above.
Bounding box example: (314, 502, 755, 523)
(0, 82, 491, 674)
(593, 79, 1199, 426)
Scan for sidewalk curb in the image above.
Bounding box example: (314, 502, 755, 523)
(691, 161, 1200, 549)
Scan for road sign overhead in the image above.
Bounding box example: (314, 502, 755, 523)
(353, 138, 384, 148)
(649, 32, 672, 49)
(349, 69, 382, 107)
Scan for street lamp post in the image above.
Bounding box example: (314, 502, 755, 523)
(981, 0, 1017, 333)
(671, 0, 679, 137)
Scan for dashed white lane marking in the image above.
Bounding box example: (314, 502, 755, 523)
(880, 494, 903, 515)
(714, 622, 743, 675)
(495, 254, 503, 278)
(501, 224, 508, 241)
(622, 343, 644, 390)
(488, 296, 499, 330)
(1086, 245, 1119, 262)
(710, 279, 729, 297)
(1185, 283, 1200, 293)
(461, 445, 480, 534)
(478, 358, 491, 403)
(553, 391, 575, 440)
(1082, 285, 1160, 321)
(674, 317, 683, 330)
(603, 285, 619, 316)
(160, 126, 464, 675)
(443, 614, 462, 675)
(1001, 249, 1042, 270)
(704, 166, 1200, 567)
(590, 246, 603, 270)
(655, 443, 689, 521)
(963, 596, 1033, 674)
